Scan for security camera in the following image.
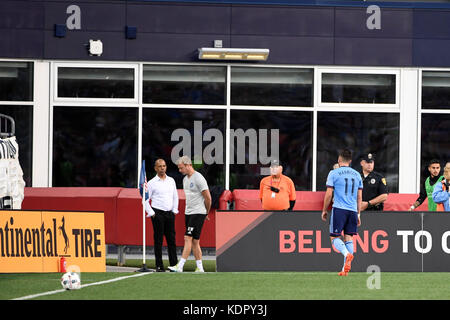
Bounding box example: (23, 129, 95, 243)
(88, 39, 103, 56)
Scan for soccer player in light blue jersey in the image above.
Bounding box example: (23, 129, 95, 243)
(322, 149, 362, 276)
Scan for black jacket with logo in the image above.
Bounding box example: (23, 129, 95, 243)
(361, 171, 389, 211)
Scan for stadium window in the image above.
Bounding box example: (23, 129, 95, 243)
(229, 110, 312, 191)
(316, 111, 399, 193)
(0, 105, 33, 187)
(52, 106, 138, 187)
(57, 67, 135, 99)
(142, 108, 226, 189)
(420, 113, 450, 180)
(321, 73, 396, 104)
(142, 65, 226, 105)
(0, 61, 33, 101)
(231, 67, 313, 106)
(421, 71, 450, 109)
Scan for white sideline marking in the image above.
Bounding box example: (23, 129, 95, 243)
(12, 272, 152, 300)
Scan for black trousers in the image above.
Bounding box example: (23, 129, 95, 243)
(150, 207, 177, 268)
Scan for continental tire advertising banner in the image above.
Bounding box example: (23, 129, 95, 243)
(0, 211, 105, 273)
(216, 211, 450, 272)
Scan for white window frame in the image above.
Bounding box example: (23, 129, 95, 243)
(141, 61, 228, 109)
(416, 68, 450, 192)
(52, 62, 139, 104)
(317, 67, 400, 111)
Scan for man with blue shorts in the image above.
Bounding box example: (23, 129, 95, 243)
(322, 149, 362, 276)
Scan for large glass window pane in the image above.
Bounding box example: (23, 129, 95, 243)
(0, 62, 33, 101)
(0, 106, 33, 187)
(143, 65, 226, 105)
(53, 107, 138, 187)
(317, 112, 399, 192)
(422, 71, 450, 109)
(57, 67, 135, 98)
(421, 113, 450, 181)
(231, 67, 313, 106)
(321, 73, 396, 104)
(143, 108, 225, 189)
(230, 110, 312, 190)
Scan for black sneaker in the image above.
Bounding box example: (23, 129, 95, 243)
(156, 267, 165, 272)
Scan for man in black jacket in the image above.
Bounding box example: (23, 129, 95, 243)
(359, 153, 388, 211)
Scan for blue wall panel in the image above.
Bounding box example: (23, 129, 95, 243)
(44, 2, 126, 31)
(126, 33, 231, 61)
(231, 35, 334, 64)
(335, 7, 413, 38)
(413, 10, 450, 39)
(335, 37, 412, 66)
(231, 6, 334, 36)
(1, 1, 450, 67)
(413, 39, 450, 67)
(44, 31, 126, 60)
(0, 29, 44, 58)
(127, 3, 231, 34)
(0, 1, 44, 29)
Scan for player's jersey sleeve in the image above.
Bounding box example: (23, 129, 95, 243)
(326, 170, 335, 188)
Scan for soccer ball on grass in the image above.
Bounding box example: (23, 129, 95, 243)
(61, 272, 81, 290)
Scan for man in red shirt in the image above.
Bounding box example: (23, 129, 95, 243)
(259, 160, 296, 210)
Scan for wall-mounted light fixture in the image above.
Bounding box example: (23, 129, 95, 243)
(198, 47, 270, 61)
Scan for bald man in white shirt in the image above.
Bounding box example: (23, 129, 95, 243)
(145, 159, 179, 272)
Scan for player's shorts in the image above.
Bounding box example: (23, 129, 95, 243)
(329, 207, 358, 237)
(185, 214, 206, 240)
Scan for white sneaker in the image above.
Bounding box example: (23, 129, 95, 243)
(168, 264, 183, 272)
(195, 268, 205, 273)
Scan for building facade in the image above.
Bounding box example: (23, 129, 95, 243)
(2, 0, 450, 193)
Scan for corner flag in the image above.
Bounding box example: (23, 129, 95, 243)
(138, 159, 151, 272)
(139, 160, 149, 201)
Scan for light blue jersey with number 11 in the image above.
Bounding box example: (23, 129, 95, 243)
(326, 166, 363, 212)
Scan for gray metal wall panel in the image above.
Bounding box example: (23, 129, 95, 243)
(231, 6, 334, 36)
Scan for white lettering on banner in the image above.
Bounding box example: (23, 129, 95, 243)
(66, 5, 81, 30)
(396, 230, 414, 253)
(397, 230, 448, 254)
(442, 231, 450, 254)
(366, 5, 381, 30)
(414, 230, 432, 254)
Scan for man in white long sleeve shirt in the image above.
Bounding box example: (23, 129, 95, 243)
(145, 159, 179, 272)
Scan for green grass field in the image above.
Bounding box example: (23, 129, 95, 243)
(1, 259, 450, 300)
